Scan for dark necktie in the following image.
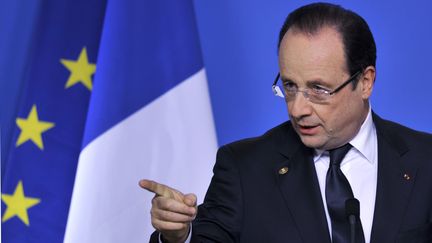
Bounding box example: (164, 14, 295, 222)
(325, 143, 365, 243)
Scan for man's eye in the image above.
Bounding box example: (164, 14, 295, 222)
(311, 85, 329, 94)
(283, 82, 296, 90)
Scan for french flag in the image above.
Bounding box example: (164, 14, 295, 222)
(64, 1, 217, 242)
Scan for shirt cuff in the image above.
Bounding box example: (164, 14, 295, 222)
(158, 224, 192, 243)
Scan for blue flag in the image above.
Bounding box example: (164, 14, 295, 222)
(1, 1, 106, 242)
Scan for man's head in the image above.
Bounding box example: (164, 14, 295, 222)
(278, 2, 376, 78)
(278, 3, 376, 150)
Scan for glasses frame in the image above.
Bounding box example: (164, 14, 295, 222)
(272, 70, 362, 102)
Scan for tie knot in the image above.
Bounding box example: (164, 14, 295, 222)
(329, 143, 352, 166)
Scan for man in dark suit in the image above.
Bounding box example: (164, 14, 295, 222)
(140, 3, 432, 243)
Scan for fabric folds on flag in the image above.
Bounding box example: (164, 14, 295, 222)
(64, 1, 217, 242)
(1, 1, 106, 242)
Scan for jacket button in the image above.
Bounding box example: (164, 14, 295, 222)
(279, 167, 289, 175)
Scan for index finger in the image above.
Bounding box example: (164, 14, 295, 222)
(139, 179, 180, 199)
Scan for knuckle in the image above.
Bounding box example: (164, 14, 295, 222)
(160, 210, 176, 221)
(151, 219, 160, 231)
(151, 195, 161, 206)
(164, 200, 175, 210)
(179, 223, 189, 231)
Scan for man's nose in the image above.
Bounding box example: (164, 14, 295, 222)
(288, 91, 313, 118)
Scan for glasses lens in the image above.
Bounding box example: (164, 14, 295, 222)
(272, 75, 331, 103)
(306, 91, 329, 103)
(284, 88, 298, 100)
(283, 86, 329, 103)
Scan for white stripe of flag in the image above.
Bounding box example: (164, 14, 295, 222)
(64, 69, 217, 242)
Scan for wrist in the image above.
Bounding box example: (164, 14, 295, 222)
(160, 225, 190, 243)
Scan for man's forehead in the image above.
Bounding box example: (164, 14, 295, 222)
(278, 27, 349, 82)
(280, 26, 343, 48)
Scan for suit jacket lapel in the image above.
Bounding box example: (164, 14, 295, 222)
(274, 126, 331, 243)
(370, 113, 417, 243)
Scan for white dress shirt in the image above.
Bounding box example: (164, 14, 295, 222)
(314, 108, 378, 243)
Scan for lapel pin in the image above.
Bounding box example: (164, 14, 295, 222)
(403, 173, 411, 180)
(279, 167, 289, 175)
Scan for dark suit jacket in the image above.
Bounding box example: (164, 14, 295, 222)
(151, 114, 432, 243)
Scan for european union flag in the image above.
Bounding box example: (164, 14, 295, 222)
(1, 1, 106, 242)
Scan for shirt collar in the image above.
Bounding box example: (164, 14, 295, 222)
(313, 107, 376, 164)
(349, 107, 376, 164)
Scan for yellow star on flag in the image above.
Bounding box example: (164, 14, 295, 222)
(1, 181, 41, 226)
(16, 105, 55, 150)
(60, 47, 96, 90)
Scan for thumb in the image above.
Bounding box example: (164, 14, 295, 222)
(183, 193, 197, 207)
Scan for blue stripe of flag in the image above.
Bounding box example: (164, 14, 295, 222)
(82, 1, 203, 147)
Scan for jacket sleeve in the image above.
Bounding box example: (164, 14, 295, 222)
(191, 144, 243, 243)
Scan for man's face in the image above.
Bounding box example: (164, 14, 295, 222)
(278, 27, 373, 150)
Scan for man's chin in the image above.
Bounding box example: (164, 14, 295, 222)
(298, 135, 326, 149)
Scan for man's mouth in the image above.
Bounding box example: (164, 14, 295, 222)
(297, 124, 319, 135)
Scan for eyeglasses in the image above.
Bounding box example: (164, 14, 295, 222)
(271, 71, 361, 103)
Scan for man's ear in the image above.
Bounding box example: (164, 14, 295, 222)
(359, 66, 375, 99)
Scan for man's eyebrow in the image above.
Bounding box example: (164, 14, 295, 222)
(280, 77, 294, 83)
(280, 76, 331, 86)
(307, 79, 327, 85)
(305, 78, 333, 87)
(280, 75, 295, 83)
